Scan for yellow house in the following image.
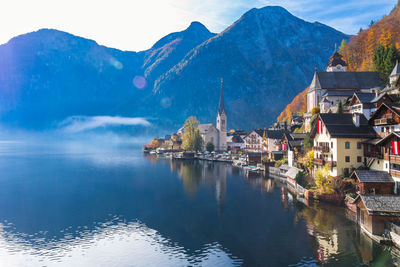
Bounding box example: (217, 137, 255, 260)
(310, 113, 376, 177)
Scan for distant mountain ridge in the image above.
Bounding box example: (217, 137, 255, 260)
(0, 6, 348, 131)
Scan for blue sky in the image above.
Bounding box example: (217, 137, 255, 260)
(0, 0, 396, 51)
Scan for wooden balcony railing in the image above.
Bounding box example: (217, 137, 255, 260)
(390, 169, 400, 178)
(390, 155, 400, 164)
(314, 158, 337, 167)
(314, 146, 330, 153)
(374, 114, 394, 125)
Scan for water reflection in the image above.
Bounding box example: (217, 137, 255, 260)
(0, 144, 398, 266)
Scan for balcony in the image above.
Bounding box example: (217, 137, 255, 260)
(390, 155, 400, 164)
(314, 158, 337, 167)
(374, 114, 395, 125)
(390, 169, 400, 178)
(314, 146, 330, 153)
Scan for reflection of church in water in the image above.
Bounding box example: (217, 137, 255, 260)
(168, 159, 227, 214)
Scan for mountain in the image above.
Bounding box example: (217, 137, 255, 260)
(0, 6, 348, 131)
(278, 3, 400, 123)
(152, 6, 348, 129)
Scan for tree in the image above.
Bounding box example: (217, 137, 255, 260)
(311, 106, 320, 115)
(337, 100, 343, 114)
(339, 39, 347, 52)
(182, 116, 203, 152)
(206, 142, 215, 153)
(295, 171, 307, 188)
(298, 150, 314, 174)
(315, 165, 334, 194)
(373, 44, 400, 84)
(303, 133, 313, 152)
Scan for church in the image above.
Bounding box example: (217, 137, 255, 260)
(198, 80, 227, 151)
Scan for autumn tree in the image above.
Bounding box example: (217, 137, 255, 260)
(315, 165, 334, 194)
(182, 116, 203, 152)
(298, 150, 314, 175)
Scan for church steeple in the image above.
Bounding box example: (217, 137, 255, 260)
(326, 44, 347, 72)
(218, 78, 226, 115)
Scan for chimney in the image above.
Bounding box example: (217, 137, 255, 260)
(375, 90, 379, 97)
(353, 113, 360, 127)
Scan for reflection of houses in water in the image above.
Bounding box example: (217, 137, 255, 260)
(262, 179, 274, 193)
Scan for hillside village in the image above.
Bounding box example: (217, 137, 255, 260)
(144, 47, 400, 247)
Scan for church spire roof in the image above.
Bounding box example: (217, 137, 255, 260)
(391, 60, 400, 77)
(327, 45, 347, 68)
(218, 78, 226, 115)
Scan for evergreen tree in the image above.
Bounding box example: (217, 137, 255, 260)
(206, 142, 215, 152)
(373, 44, 400, 85)
(337, 101, 343, 114)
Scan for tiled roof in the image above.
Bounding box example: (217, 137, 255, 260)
(352, 170, 394, 183)
(313, 113, 376, 138)
(359, 195, 400, 216)
(323, 90, 357, 97)
(353, 92, 376, 103)
(265, 130, 289, 140)
(309, 71, 382, 92)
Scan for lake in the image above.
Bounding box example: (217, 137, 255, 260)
(0, 140, 398, 266)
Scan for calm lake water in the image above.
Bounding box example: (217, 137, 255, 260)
(0, 140, 399, 266)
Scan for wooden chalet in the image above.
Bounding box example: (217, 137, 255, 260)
(354, 194, 400, 236)
(350, 170, 395, 195)
(369, 103, 400, 138)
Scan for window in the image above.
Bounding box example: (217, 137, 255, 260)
(345, 142, 350, 149)
(331, 142, 333, 148)
(381, 127, 384, 132)
(345, 156, 350, 162)
(357, 142, 361, 149)
(357, 156, 362, 163)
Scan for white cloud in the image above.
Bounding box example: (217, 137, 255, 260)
(59, 116, 151, 133)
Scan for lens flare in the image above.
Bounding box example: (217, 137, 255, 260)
(133, 76, 147, 90)
(161, 97, 172, 108)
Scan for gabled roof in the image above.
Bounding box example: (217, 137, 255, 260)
(244, 129, 264, 139)
(369, 103, 400, 122)
(311, 113, 376, 138)
(391, 60, 400, 77)
(355, 194, 400, 216)
(308, 71, 382, 92)
(290, 133, 306, 140)
(375, 132, 400, 146)
(265, 130, 289, 140)
(351, 92, 376, 104)
(231, 135, 244, 143)
(351, 170, 394, 183)
(288, 140, 304, 150)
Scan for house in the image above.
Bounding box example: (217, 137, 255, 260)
(246, 152, 263, 165)
(281, 133, 306, 167)
(354, 194, 400, 236)
(348, 92, 393, 119)
(368, 103, 400, 138)
(243, 129, 264, 152)
(310, 113, 376, 177)
(367, 132, 400, 194)
(350, 170, 395, 195)
(307, 50, 382, 113)
(227, 134, 244, 153)
(264, 130, 290, 158)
